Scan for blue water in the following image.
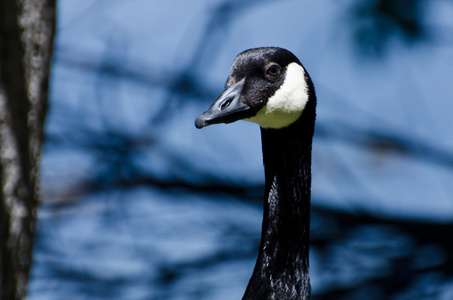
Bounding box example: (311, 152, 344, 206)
(28, 0, 453, 299)
(29, 187, 453, 299)
(30, 189, 256, 299)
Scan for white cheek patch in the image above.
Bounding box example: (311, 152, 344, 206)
(245, 63, 309, 129)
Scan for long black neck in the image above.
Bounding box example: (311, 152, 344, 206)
(243, 97, 315, 300)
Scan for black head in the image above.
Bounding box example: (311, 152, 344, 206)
(195, 47, 314, 129)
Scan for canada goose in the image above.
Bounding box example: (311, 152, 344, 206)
(195, 47, 316, 300)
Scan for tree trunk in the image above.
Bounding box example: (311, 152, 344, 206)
(0, 0, 56, 299)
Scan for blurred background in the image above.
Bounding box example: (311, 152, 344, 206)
(28, 0, 453, 299)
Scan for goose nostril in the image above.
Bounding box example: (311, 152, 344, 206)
(220, 98, 232, 110)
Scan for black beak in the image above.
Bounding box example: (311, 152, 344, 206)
(195, 78, 251, 129)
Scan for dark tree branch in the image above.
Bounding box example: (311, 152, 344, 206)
(0, 0, 56, 299)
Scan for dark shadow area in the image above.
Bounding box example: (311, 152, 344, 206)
(348, 0, 427, 57)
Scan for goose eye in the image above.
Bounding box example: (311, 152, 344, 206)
(265, 64, 280, 78)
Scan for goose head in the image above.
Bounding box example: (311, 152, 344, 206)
(195, 47, 312, 130)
